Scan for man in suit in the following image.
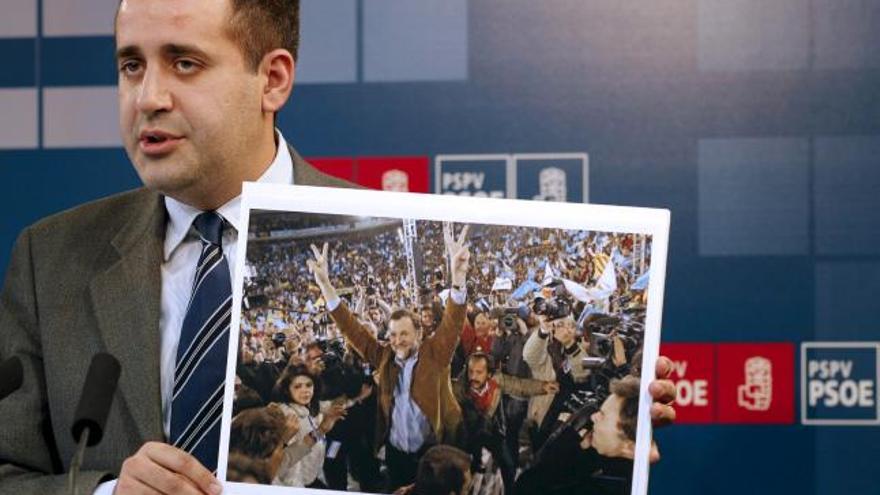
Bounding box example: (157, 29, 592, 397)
(306, 227, 471, 490)
(0, 0, 678, 494)
(0, 1, 354, 494)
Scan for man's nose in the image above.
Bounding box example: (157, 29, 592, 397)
(136, 66, 173, 114)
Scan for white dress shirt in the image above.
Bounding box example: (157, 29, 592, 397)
(95, 132, 294, 495)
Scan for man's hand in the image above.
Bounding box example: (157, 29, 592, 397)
(649, 356, 677, 428)
(307, 243, 338, 302)
(542, 381, 560, 394)
(319, 403, 348, 432)
(641, 356, 677, 463)
(444, 224, 470, 288)
(114, 442, 221, 495)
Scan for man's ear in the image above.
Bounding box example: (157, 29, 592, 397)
(260, 48, 295, 114)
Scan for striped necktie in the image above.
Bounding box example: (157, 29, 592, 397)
(170, 212, 232, 471)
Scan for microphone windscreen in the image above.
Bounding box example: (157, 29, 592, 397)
(71, 353, 121, 446)
(0, 356, 23, 401)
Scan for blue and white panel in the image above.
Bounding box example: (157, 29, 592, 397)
(0, 88, 38, 150)
(698, 0, 809, 71)
(0, 0, 37, 38)
(363, 0, 468, 82)
(814, 262, 880, 340)
(298, 0, 358, 84)
(435, 154, 512, 198)
(513, 153, 589, 204)
(813, 0, 880, 70)
(814, 136, 880, 255)
(43, 87, 120, 148)
(43, 0, 117, 36)
(0, 0, 36, 89)
(698, 138, 809, 256)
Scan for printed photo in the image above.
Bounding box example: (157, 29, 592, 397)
(218, 185, 669, 495)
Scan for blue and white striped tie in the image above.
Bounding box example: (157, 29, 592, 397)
(170, 212, 232, 471)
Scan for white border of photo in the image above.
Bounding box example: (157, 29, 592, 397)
(218, 183, 671, 495)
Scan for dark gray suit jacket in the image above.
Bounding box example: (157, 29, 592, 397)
(0, 149, 355, 493)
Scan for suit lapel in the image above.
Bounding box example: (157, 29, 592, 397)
(89, 192, 166, 443)
(289, 145, 359, 189)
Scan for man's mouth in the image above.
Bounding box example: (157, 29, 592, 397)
(138, 130, 183, 156)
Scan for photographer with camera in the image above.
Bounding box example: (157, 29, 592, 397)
(308, 225, 471, 490)
(454, 352, 558, 494)
(522, 296, 593, 448)
(488, 305, 535, 471)
(238, 341, 284, 404)
(515, 375, 644, 495)
(302, 339, 381, 491)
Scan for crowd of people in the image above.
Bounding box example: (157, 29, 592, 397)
(228, 215, 653, 494)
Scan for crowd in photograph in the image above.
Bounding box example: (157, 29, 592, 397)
(228, 215, 652, 495)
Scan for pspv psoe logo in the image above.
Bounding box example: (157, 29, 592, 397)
(801, 342, 880, 426)
(717, 343, 795, 424)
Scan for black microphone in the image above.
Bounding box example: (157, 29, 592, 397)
(68, 353, 121, 495)
(0, 356, 24, 401)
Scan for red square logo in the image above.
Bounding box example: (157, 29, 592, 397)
(717, 343, 795, 424)
(306, 157, 357, 182)
(355, 156, 430, 193)
(659, 343, 715, 424)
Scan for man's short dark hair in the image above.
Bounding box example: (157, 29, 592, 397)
(389, 309, 421, 331)
(467, 351, 495, 374)
(227, 0, 301, 71)
(414, 444, 472, 495)
(117, 0, 301, 72)
(609, 375, 640, 442)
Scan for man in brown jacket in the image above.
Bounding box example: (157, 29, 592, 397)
(307, 226, 471, 490)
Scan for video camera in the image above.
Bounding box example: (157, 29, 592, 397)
(541, 298, 573, 321)
(314, 337, 352, 399)
(535, 388, 604, 464)
(488, 304, 532, 335)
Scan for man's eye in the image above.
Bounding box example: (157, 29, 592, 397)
(174, 59, 199, 73)
(119, 61, 142, 75)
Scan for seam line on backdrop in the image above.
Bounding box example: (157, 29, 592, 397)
(356, 0, 364, 83)
(36, 0, 43, 149)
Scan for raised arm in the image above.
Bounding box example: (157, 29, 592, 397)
(308, 243, 385, 368)
(425, 225, 470, 364)
(496, 372, 558, 399)
(522, 322, 555, 381)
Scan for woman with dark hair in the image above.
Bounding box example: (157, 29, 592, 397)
(270, 364, 346, 487)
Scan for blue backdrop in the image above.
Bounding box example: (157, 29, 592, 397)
(1, 1, 878, 493)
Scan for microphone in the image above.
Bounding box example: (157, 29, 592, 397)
(68, 353, 121, 495)
(0, 356, 24, 401)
